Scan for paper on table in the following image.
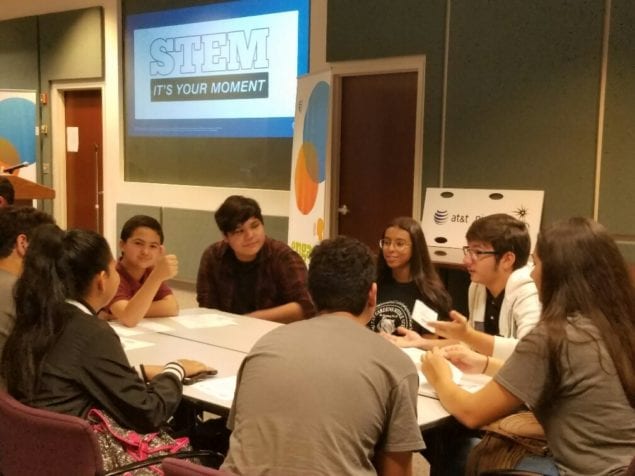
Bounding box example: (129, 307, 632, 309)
(172, 313, 238, 329)
(136, 321, 172, 333)
(459, 372, 491, 393)
(120, 338, 155, 351)
(110, 323, 144, 337)
(400, 347, 466, 398)
(192, 376, 237, 402)
(411, 299, 438, 333)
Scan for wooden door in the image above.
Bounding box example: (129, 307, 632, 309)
(64, 90, 103, 232)
(336, 72, 418, 251)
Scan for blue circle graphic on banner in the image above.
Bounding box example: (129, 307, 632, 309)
(0, 97, 36, 166)
(302, 81, 330, 182)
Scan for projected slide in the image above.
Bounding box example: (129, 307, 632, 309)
(125, 0, 309, 138)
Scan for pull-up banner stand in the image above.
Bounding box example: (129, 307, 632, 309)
(287, 71, 332, 263)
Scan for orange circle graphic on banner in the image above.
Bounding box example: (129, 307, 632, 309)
(294, 142, 319, 215)
(0, 138, 20, 171)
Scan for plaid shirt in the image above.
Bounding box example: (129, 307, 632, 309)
(196, 237, 314, 318)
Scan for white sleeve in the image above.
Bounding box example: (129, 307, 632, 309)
(512, 281, 541, 339)
(493, 279, 541, 360)
(492, 335, 520, 360)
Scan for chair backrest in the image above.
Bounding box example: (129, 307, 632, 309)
(0, 390, 104, 476)
(162, 457, 232, 476)
(626, 454, 635, 476)
(479, 471, 546, 476)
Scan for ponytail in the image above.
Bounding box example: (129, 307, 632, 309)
(1, 225, 112, 399)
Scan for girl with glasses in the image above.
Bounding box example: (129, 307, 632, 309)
(368, 216, 452, 335)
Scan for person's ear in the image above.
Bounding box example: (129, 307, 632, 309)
(95, 270, 107, 293)
(501, 251, 516, 271)
(118, 239, 126, 257)
(0, 196, 7, 207)
(15, 234, 28, 258)
(368, 282, 377, 309)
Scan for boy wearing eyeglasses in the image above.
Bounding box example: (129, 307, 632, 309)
(196, 195, 314, 323)
(388, 213, 541, 476)
(451, 213, 540, 359)
(389, 213, 540, 361)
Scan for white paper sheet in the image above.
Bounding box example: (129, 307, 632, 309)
(411, 299, 438, 333)
(172, 313, 238, 329)
(192, 376, 237, 402)
(136, 321, 173, 333)
(400, 347, 468, 398)
(109, 323, 144, 337)
(120, 338, 155, 351)
(66, 126, 79, 152)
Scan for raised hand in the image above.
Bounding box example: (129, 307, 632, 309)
(152, 246, 178, 282)
(428, 310, 470, 341)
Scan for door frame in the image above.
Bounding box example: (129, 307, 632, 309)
(329, 55, 426, 235)
(51, 81, 104, 228)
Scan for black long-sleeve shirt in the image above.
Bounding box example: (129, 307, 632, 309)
(22, 302, 182, 433)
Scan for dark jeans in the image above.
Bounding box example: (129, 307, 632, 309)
(169, 401, 230, 463)
(515, 455, 559, 475)
(422, 418, 481, 476)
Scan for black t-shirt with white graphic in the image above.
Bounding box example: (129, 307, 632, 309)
(368, 280, 428, 335)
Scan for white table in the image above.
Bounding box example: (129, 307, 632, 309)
(417, 396, 453, 430)
(121, 332, 244, 414)
(114, 311, 455, 429)
(127, 308, 282, 353)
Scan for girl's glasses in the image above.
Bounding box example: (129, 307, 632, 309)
(379, 239, 411, 251)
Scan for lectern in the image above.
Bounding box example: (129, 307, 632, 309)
(1, 174, 55, 206)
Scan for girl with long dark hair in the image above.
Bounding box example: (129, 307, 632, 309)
(368, 216, 452, 334)
(1, 224, 210, 434)
(422, 217, 635, 475)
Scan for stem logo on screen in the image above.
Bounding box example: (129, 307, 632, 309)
(126, 0, 308, 138)
(149, 29, 270, 101)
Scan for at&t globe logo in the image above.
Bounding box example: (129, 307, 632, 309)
(434, 210, 449, 225)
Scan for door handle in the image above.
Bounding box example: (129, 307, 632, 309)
(338, 204, 350, 216)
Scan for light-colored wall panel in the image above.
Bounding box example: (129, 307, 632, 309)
(162, 207, 289, 284)
(0, 17, 38, 89)
(39, 8, 103, 81)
